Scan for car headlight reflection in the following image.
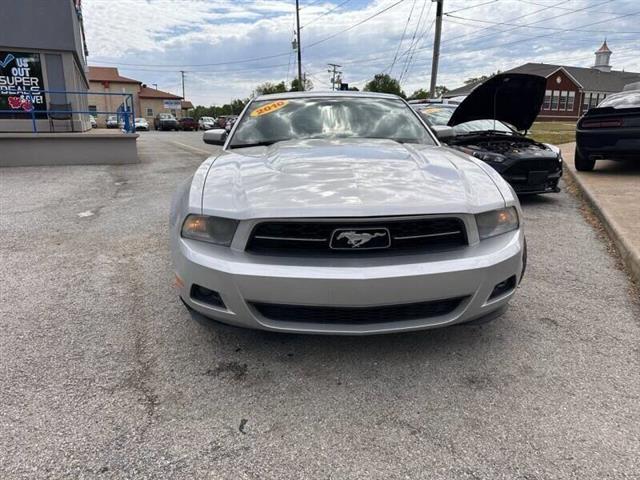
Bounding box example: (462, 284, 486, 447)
(181, 215, 238, 246)
(476, 207, 519, 240)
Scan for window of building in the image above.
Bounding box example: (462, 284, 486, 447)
(89, 105, 97, 114)
(590, 93, 599, 108)
(171, 109, 177, 116)
(583, 93, 591, 112)
(146, 108, 153, 116)
(543, 90, 552, 110)
(558, 91, 567, 111)
(551, 90, 560, 110)
(566, 91, 575, 111)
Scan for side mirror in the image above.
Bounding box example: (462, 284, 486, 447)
(203, 129, 227, 146)
(431, 125, 456, 141)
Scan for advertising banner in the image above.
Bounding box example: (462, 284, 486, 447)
(0, 51, 47, 118)
(163, 99, 181, 110)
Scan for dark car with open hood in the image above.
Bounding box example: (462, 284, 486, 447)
(413, 73, 563, 195)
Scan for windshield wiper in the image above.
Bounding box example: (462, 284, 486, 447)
(229, 139, 288, 149)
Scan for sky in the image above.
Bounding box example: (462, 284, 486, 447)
(82, 0, 640, 106)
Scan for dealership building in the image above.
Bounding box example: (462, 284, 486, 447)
(88, 67, 193, 127)
(0, 0, 91, 132)
(445, 41, 640, 122)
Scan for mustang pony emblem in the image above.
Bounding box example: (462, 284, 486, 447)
(336, 231, 386, 248)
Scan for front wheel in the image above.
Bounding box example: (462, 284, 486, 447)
(575, 147, 595, 171)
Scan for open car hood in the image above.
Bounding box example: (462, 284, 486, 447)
(447, 73, 546, 131)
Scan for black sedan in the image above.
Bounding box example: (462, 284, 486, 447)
(413, 74, 563, 195)
(575, 89, 640, 171)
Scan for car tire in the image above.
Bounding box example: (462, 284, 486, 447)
(574, 147, 595, 172)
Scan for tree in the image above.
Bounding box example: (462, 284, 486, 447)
(290, 76, 313, 92)
(409, 85, 450, 99)
(463, 70, 501, 86)
(363, 73, 405, 98)
(408, 88, 429, 100)
(254, 81, 287, 96)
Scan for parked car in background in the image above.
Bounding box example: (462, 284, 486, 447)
(224, 116, 237, 132)
(106, 115, 119, 129)
(409, 97, 464, 106)
(413, 73, 563, 195)
(179, 117, 198, 131)
(154, 113, 178, 131)
(89, 115, 97, 128)
(170, 92, 526, 335)
(135, 118, 149, 131)
(216, 116, 228, 128)
(199, 116, 216, 130)
(575, 89, 640, 171)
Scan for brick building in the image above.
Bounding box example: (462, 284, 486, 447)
(444, 41, 640, 122)
(88, 66, 188, 127)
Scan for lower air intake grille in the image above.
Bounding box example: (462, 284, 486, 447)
(251, 297, 466, 324)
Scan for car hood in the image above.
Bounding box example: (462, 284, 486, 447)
(199, 138, 506, 219)
(447, 73, 546, 131)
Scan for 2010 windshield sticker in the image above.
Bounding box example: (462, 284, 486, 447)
(250, 100, 288, 117)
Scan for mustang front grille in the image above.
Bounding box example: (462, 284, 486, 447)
(251, 297, 466, 324)
(245, 217, 467, 255)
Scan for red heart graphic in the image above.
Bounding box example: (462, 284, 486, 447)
(8, 96, 22, 109)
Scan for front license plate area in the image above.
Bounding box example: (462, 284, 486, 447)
(528, 171, 548, 185)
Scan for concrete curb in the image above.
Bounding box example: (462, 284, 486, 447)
(562, 153, 640, 285)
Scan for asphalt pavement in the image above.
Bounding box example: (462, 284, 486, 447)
(1, 131, 638, 479)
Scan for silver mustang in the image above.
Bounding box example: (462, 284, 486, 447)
(170, 92, 526, 334)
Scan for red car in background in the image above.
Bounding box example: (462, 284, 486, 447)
(179, 117, 198, 131)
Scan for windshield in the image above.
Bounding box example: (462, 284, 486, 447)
(159, 114, 174, 119)
(229, 96, 435, 148)
(201, 117, 214, 121)
(598, 91, 640, 109)
(414, 105, 514, 134)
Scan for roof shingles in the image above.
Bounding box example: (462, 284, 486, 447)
(88, 66, 140, 84)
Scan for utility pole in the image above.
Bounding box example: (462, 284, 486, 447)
(328, 63, 342, 91)
(429, 0, 444, 98)
(180, 70, 186, 99)
(295, 0, 303, 90)
(152, 83, 158, 90)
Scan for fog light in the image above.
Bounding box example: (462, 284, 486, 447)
(190, 284, 226, 309)
(489, 275, 516, 300)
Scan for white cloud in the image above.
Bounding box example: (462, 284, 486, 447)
(82, 0, 640, 105)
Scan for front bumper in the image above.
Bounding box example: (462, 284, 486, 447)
(173, 229, 525, 335)
(493, 161, 562, 195)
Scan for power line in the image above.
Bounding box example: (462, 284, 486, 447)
(302, 0, 353, 28)
(299, 0, 326, 10)
(439, 0, 614, 48)
(444, 12, 640, 34)
(398, 0, 434, 83)
(92, 51, 292, 68)
(444, 0, 499, 15)
(387, 0, 418, 74)
(305, 0, 407, 49)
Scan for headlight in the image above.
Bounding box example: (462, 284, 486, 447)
(476, 207, 519, 240)
(181, 215, 238, 246)
(472, 151, 507, 163)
